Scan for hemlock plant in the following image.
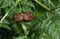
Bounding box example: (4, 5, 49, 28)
(0, 0, 60, 39)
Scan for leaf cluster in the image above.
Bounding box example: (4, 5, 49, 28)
(0, 0, 60, 39)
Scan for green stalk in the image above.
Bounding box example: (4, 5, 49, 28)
(34, 0, 51, 11)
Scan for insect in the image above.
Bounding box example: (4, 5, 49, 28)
(23, 12, 34, 21)
(13, 12, 34, 22)
(13, 13, 23, 22)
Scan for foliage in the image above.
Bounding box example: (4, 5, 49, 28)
(0, 0, 60, 39)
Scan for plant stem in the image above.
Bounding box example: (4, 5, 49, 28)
(34, 0, 51, 11)
(0, 12, 9, 22)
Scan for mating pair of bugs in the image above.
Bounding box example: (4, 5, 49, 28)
(14, 12, 34, 22)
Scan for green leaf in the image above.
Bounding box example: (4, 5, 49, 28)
(21, 6, 33, 12)
(1, 0, 15, 8)
(12, 23, 21, 34)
